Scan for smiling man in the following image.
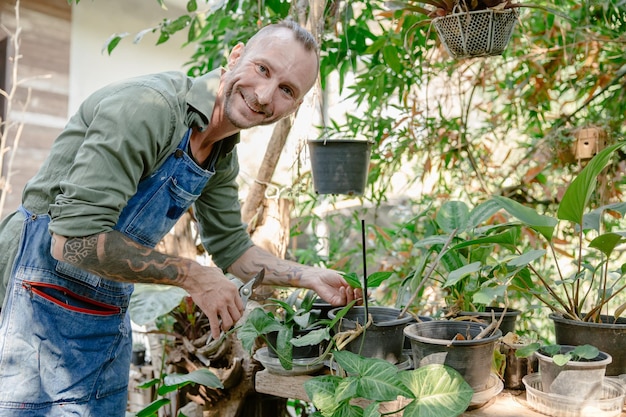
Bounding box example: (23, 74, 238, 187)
(0, 19, 359, 416)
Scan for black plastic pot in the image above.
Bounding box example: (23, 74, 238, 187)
(550, 313, 626, 376)
(266, 328, 323, 360)
(307, 139, 372, 196)
(131, 348, 146, 366)
(328, 306, 413, 364)
(312, 298, 334, 321)
(456, 307, 521, 336)
(404, 320, 502, 392)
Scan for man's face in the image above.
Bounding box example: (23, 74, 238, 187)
(221, 28, 318, 129)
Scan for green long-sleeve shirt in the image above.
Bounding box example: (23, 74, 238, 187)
(0, 69, 254, 303)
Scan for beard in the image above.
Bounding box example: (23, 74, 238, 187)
(223, 86, 272, 129)
(223, 76, 277, 129)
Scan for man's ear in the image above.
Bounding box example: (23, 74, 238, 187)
(227, 42, 245, 69)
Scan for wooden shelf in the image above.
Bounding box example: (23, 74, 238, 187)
(255, 370, 626, 417)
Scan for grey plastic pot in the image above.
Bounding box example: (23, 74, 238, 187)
(550, 313, 626, 376)
(535, 345, 612, 400)
(328, 306, 413, 364)
(404, 320, 502, 392)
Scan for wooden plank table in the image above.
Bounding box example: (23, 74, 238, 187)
(255, 370, 626, 417)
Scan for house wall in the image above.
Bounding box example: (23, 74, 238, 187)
(0, 0, 329, 219)
(0, 0, 190, 217)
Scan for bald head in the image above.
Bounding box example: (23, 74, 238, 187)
(245, 20, 320, 72)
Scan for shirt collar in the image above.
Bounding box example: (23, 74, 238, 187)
(186, 68, 239, 155)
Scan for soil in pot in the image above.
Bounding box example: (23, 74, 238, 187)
(328, 306, 413, 364)
(550, 313, 626, 376)
(535, 345, 612, 400)
(456, 307, 521, 336)
(404, 320, 502, 392)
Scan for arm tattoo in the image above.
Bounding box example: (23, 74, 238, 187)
(62, 231, 189, 285)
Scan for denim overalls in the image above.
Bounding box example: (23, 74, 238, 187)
(0, 129, 215, 416)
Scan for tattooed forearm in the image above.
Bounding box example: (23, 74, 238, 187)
(61, 231, 190, 285)
(228, 245, 305, 286)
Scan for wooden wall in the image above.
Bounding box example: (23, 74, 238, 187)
(0, 0, 71, 217)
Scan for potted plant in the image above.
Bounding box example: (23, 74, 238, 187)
(404, 319, 503, 392)
(489, 141, 626, 376)
(328, 270, 414, 365)
(385, 0, 563, 59)
(516, 343, 611, 400)
(406, 199, 524, 334)
(238, 289, 353, 373)
(304, 350, 474, 417)
(385, 0, 519, 58)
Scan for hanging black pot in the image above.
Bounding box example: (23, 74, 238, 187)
(307, 139, 372, 196)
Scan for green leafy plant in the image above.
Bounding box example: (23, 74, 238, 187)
(133, 368, 223, 417)
(340, 270, 393, 291)
(400, 199, 529, 316)
(238, 290, 355, 370)
(490, 141, 626, 322)
(516, 343, 600, 366)
(304, 350, 473, 417)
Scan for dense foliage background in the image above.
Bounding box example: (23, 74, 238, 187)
(103, 0, 626, 328)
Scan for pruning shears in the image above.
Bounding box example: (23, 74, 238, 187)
(232, 268, 265, 308)
(204, 269, 266, 350)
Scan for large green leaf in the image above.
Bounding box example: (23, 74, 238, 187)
(291, 327, 331, 347)
(162, 368, 223, 391)
(136, 398, 171, 417)
(588, 232, 626, 258)
(557, 142, 626, 225)
(129, 284, 188, 325)
(436, 201, 470, 234)
(491, 196, 558, 241)
(467, 199, 502, 230)
(304, 375, 343, 416)
(507, 249, 547, 267)
(398, 365, 473, 417)
(443, 262, 481, 288)
(472, 285, 507, 306)
(583, 202, 626, 232)
(237, 307, 283, 353)
(449, 227, 521, 251)
(333, 351, 413, 401)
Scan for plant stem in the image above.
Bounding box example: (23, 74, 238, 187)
(399, 228, 457, 317)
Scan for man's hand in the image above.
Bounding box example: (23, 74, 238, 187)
(183, 265, 245, 340)
(307, 268, 363, 307)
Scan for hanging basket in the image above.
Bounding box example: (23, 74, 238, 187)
(432, 8, 519, 59)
